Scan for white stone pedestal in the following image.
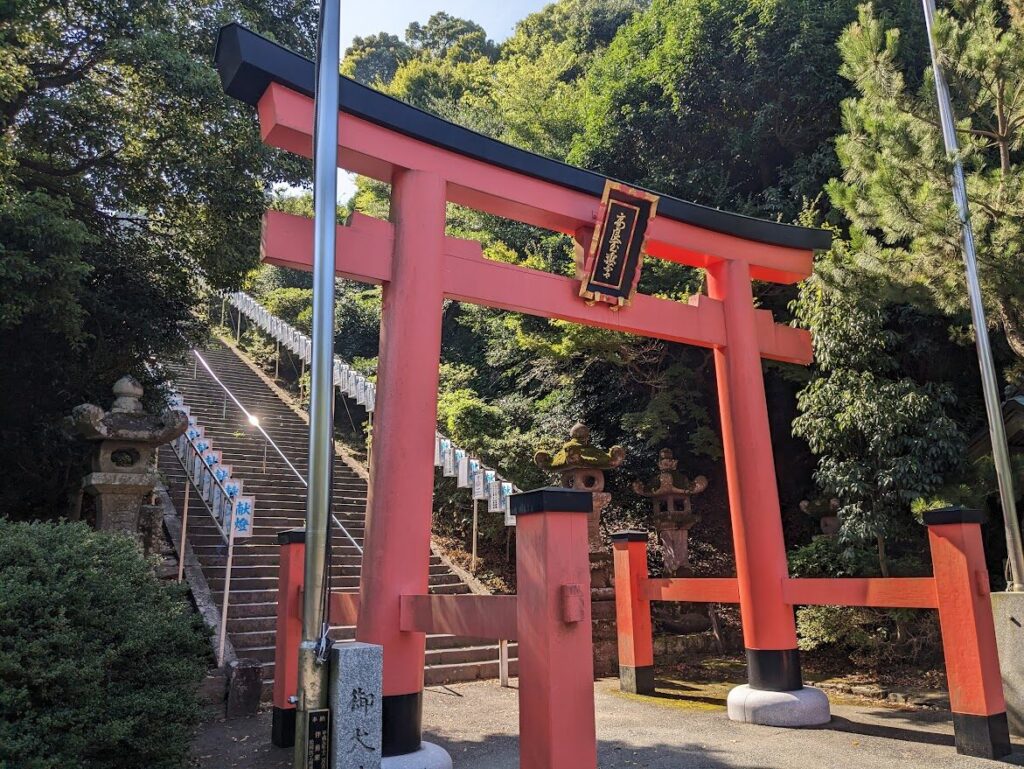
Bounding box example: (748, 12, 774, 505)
(726, 685, 831, 727)
(381, 741, 452, 768)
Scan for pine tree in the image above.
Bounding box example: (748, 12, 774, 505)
(830, 1, 1024, 359)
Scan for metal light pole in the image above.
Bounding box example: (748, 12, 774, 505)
(922, 0, 1024, 591)
(295, 0, 341, 763)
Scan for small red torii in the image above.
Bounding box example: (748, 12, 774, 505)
(215, 23, 1009, 765)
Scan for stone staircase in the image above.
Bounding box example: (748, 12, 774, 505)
(158, 339, 516, 699)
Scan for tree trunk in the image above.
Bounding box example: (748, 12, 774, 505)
(876, 533, 891, 578)
(998, 300, 1024, 362)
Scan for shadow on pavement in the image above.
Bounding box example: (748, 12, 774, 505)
(435, 732, 763, 769)
(647, 678, 729, 708)
(821, 714, 956, 747)
(818, 710, 1024, 765)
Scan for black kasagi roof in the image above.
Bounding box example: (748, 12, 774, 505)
(214, 23, 832, 253)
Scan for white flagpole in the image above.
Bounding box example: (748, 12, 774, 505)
(295, 0, 341, 764)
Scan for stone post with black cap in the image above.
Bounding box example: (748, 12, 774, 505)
(510, 486, 598, 769)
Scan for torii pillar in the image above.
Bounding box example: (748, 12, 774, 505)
(355, 169, 448, 759)
(709, 259, 829, 723)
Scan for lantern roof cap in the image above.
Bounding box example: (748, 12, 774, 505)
(535, 423, 625, 473)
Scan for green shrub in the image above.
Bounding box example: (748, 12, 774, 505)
(239, 327, 277, 370)
(796, 604, 940, 669)
(262, 287, 313, 332)
(0, 520, 210, 769)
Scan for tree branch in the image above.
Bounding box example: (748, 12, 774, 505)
(998, 299, 1024, 362)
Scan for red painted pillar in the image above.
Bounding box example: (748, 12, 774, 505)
(355, 169, 446, 757)
(706, 259, 801, 690)
(925, 507, 1010, 759)
(611, 531, 654, 694)
(272, 529, 305, 747)
(511, 488, 597, 769)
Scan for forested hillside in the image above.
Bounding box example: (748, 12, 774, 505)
(4, 0, 1023, 665)
(0, 0, 319, 516)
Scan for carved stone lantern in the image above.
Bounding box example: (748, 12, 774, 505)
(72, 376, 187, 544)
(534, 422, 625, 556)
(800, 497, 841, 538)
(633, 449, 708, 577)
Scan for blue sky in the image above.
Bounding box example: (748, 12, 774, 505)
(321, 1, 553, 201)
(339, 1, 553, 53)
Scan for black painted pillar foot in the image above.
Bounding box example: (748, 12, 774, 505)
(382, 691, 423, 757)
(619, 665, 655, 695)
(952, 712, 1012, 759)
(746, 648, 803, 691)
(271, 706, 296, 748)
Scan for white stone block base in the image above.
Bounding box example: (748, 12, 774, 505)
(382, 742, 453, 769)
(726, 684, 831, 727)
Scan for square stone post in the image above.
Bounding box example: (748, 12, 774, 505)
(329, 642, 383, 769)
(511, 487, 597, 769)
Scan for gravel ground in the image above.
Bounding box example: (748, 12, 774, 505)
(192, 678, 1024, 768)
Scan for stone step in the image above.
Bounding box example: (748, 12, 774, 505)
(229, 628, 503, 652)
(227, 615, 276, 634)
(214, 578, 470, 605)
(195, 551, 444, 566)
(191, 536, 365, 552)
(223, 600, 278, 619)
(425, 644, 518, 667)
(211, 562, 452, 579)
(208, 571, 462, 592)
(424, 658, 519, 686)
(190, 521, 368, 536)
(164, 339, 501, 687)
(234, 640, 519, 670)
(208, 573, 464, 593)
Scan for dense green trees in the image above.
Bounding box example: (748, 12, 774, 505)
(792, 240, 968, 577)
(0, 0, 315, 516)
(6, 0, 1021, 632)
(570, 0, 857, 219)
(304, 0, 1016, 598)
(831, 2, 1024, 360)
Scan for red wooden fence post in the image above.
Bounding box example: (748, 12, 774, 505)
(925, 507, 1010, 759)
(272, 528, 305, 747)
(611, 531, 654, 694)
(511, 487, 597, 769)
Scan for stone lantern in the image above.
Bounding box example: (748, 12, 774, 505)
(534, 423, 625, 676)
(72, 376, 187, 544)
(800, 497, 841, 538)
(633, 448, 708, 577)
(535, 422, 624, 556)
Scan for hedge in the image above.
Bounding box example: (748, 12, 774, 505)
(0, 520, 210, 769)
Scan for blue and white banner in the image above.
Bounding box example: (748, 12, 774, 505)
(232, 496, 255, 538)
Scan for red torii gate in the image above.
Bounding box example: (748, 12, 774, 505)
(215, 23, 1009, 765)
